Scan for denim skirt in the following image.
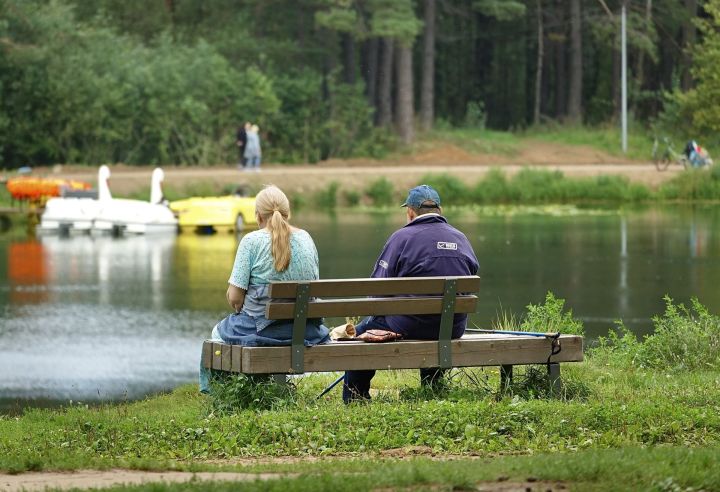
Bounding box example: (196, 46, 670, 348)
(215, 311, 330, 347)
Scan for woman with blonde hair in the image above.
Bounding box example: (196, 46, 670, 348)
(200, 185, 329, 392)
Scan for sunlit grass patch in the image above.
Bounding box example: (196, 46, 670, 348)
(521, 124, 652, 160)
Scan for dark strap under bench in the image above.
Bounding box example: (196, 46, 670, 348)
(266, 276, 481, 373)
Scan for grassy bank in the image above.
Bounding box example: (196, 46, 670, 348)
(115, 166, 720, 211)
(417, 124, 653, 161)
(1, 295, 719, 491)
(309, 167, 720, 209)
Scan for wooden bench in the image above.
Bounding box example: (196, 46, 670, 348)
(201, 276, 584, 391)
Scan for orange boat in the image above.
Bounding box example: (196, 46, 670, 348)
(6, 177, 92, 202)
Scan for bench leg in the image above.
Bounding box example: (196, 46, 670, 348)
(547, 363, 562, 395)
(500, 365, 513, 390)
(271, 374, 287, 386)
(420, 368, 447, 389)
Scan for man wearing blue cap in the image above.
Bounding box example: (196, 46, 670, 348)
(343, 184, 479, 403)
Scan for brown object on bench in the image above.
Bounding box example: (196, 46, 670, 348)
(201, 276, 584, 391)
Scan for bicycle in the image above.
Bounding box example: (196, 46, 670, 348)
(652, 137, 688, 171)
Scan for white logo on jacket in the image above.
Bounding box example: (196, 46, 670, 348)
(378, 260, 389, 269)
(437, 242, 457, 250)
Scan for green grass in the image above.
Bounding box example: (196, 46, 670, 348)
(423, 127, 524, 157)
(520, 124, 653, 160)
(406, 124, 653, 161)
(0, 184, 12, 207)
(2, 364, 719, 472)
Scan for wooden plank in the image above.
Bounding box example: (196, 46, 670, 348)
(232, 345, 242, 372)
(266, 295, 478, 319)
(268, 276, 481, 298)
(212, 342, 223, 370)
(202, 341, 213, 369)
(221, 344, 232, 371)
(238, 334, 584, 374)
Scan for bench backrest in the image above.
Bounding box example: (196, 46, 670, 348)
(266, 276, 481, 319)
(266, 275, 481, 373)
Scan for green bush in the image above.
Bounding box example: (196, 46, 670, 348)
(316, 181, 340, 209)
(658, 169, 720, 201)
(512, 168, 567, 202)
(183, 181, 221, 198)
(344, 190, 361, 207)
(418, 173, 471, 205)
(365, 177, 396, 207)
(590, 297, 720, 371)
(209, 373, 294, 413)
(589, 323, 643, 367)
(520, 292, 585, 336)
(637, 296, 720, 370)
(473, 168, 517, 203)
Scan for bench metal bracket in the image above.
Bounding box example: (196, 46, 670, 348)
(438, 278, 457, 369)
(291, 283, 310, 373)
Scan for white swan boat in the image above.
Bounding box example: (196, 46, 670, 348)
(38, 167, 108, 233)
(92, 167, 177, 235)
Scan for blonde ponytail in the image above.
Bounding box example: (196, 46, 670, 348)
(255, 185, 292, 272)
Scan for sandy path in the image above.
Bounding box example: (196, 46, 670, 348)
(0, 469, 569, 492)
(0, 469, 295, 491)
(45, 162, 679, 196)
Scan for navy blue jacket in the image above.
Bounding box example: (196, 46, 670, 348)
(371, 214, 479, 339)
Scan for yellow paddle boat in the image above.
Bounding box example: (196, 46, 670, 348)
(170, 193, 257, 233)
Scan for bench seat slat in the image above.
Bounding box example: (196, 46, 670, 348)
(268, 276, 480, 298)
(266, 295, 478, 319)
(201, 335, 584, 374)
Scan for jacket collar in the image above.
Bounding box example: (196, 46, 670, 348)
(405, 213, 447, 227)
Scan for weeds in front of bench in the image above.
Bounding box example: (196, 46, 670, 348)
(497, 366, 591, 401)
(208, 373, 295, 414)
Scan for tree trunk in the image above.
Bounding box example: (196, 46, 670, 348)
(377, 37, 395, 127)
(395, 42, 414, 144)
(634, 0, 652, 91)
(341, 33, 357, 84)
(567, 0, 582, 122)
(681, 0, 697, 91)
(420, 0, 436, 131)
(553, 0, 567, 118)
(612, 47, 620, 120)
(364, 37, 380, 108)
(533, 0, 544, 125)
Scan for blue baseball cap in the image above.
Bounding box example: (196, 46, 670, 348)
(401, 184, 441, 208)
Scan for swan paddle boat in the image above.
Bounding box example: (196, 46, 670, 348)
(92, 167, 177, 235)
(169, 191, 257, 233)
(38, 168, 106, 233)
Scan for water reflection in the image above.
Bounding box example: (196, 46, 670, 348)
(1, 205, 719, 407)
(0, 234, 219, 406)
(8, 241, 49, 304)
(173, 233, 238, 311)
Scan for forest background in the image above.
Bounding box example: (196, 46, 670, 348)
(0, 0, 718, 168)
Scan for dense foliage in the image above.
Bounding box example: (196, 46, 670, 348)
(0, 0, 710, 166)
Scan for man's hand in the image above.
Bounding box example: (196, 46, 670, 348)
(226, 284, 247, 313)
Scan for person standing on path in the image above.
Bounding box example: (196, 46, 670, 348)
(236, 122, 250, 169)
(342, 184, 480, 403)
(244, 124, 262, 171)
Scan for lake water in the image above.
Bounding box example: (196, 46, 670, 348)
(1, 205, 719, 409)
